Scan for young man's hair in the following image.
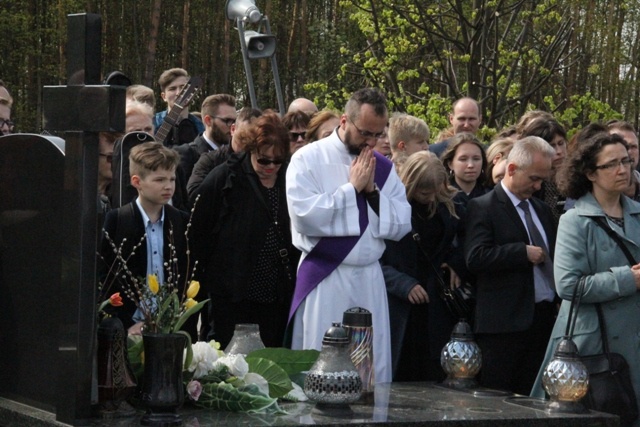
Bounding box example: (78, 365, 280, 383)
(127, 84, 156, 107)
(282, 111, 311, 131)
(236, 106, 262, 123)
(129, 142, 179, 179)
(388, 112, 430, 151)
(158, 68, 189, 92)
(201, 94, 236, 118)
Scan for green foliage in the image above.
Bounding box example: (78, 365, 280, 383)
(194, 381, 285, 413)
(245, 357, 293, 398)
(247, 348, 320, 376)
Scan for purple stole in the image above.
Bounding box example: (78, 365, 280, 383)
(288, 151, 393, 321)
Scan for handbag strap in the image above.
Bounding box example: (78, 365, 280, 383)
(565, 276, 586, 337)
(412, 231, 449, 292)
(565, 277, 613, 360)
(592, 216, 637, 265)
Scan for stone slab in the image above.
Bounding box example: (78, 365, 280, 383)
(0, 383, 619, 426)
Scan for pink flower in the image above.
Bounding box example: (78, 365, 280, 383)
(186, 380, 202, 401)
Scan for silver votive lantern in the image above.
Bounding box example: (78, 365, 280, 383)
(542, 336, 589, 414)
(342, 307, 374, 396)
(440, 319, 482, 389)
(304, 322, 363, 404)
(224, 323, 265, 355)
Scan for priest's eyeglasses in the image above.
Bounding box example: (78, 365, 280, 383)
(348, 118, 386, 139)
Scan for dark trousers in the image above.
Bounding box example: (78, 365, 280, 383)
(207, 295, 289, 349)
(476, 301, 556, 395)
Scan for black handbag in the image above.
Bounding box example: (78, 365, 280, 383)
(564, 218, 640, 425)
(412, 231, 475, 320)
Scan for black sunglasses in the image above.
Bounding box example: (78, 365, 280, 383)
(256, 157, 285, 166)
(289, 131, 306, 141)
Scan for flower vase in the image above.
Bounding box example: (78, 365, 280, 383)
(140, 333, 187, 426)
(96, 317, 137, 417)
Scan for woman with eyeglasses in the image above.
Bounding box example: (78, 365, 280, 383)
(190, 112, 300, 348)
(531, 132, 640, 425)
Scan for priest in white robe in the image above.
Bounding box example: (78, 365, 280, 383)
(286, 88, 412, 384)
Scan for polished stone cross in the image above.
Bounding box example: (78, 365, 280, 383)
(39, 13, 125, 424)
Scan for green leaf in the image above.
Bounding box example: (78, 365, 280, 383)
(245, 357, 293, 398)
(126, 335, 144, 383)
(192, 381, 284, 414)
(173, 298, 209, 333)
(246, 348, 319, 375)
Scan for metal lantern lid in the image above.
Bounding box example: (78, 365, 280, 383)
(322, 322, 350, 345)
(553, 336, 580, 358)
(450, 319, 474, 341)
(342, 307, 372, 327)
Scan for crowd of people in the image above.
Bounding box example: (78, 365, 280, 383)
(3, 69, 640, 421)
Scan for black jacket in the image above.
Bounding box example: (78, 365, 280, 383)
(99, 202, 190, 329)
(190, 152, 299, 301)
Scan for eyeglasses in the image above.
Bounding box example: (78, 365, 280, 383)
(213, 116, 236, 127)
(289, 131, 306, 142)
(99, 153, 113, 163)
(0, 119, 14, 129)
(256, 157, 285, 166)
(594, 158, 633, 170)
(348, 118, 386, 139)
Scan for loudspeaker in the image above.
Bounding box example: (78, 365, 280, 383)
(244, 31, 276, 59)
(225, 0, 262, 24)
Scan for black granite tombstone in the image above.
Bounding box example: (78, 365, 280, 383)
(0, 13, 125, 426)
(0, 134, 66, 412)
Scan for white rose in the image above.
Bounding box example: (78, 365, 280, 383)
(216, 354, 249, 378)
(188, 341, 219, 379)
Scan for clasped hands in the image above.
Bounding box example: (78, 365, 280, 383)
(349, 146, 376, 193)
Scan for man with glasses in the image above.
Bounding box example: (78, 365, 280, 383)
(282, 110, 310, 154)
(286, 87, 412, 384)
(175, 94, 236, 182)
(0, 97, 13, 136)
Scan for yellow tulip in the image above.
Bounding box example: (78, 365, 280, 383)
(184, 298, 197, 310)
(148, 274, 160, 295)
(186, 280, 200, 299)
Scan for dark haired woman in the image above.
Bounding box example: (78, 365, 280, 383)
(519, 115, 568, 224)
(441, 132, 489, 206)
(531, 132, 640, 426)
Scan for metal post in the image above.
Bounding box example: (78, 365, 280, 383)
(237, 19, 259, 109)
(264, 17, 285, 115)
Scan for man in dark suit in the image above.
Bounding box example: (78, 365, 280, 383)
(464, 136, 557, 395)
(175, 94, 236, 181)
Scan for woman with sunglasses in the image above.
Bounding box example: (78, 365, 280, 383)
(190, 112, 300, 347)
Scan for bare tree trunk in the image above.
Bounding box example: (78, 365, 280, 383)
(286, 0, 299, 101)
(144, 0, 162, 87)
(181, 0, 190, 70)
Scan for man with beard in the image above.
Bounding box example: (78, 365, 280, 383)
(175, 94, 236, 182)
(286, 88, 411, 384)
